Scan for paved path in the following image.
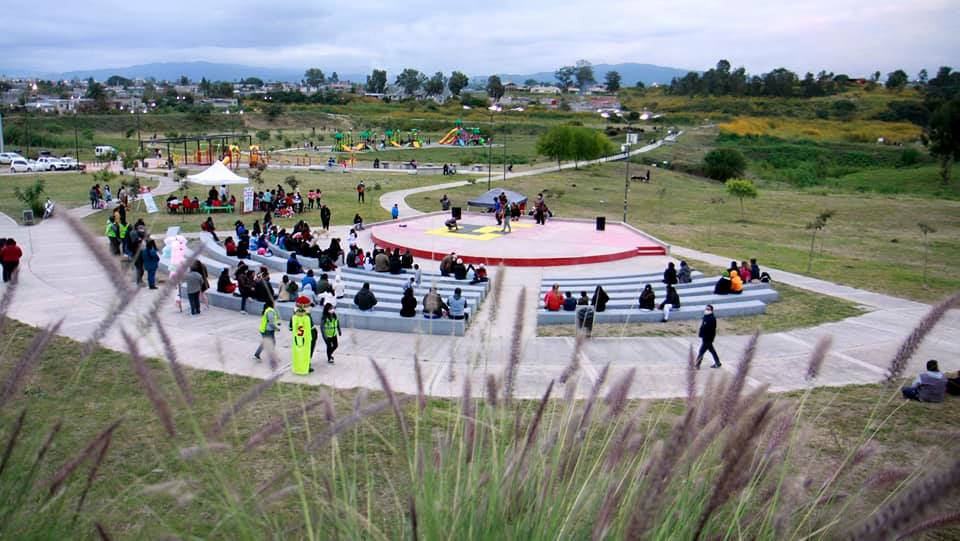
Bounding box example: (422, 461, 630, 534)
(0, 153, 957, 400)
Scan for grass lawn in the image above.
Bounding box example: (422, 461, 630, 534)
(537, 282, 865, 337)
(0, 172, 95, 224)
(408, 163, 960, 303)
(80, 169, 467, 236)
(1, 316, 957, 538)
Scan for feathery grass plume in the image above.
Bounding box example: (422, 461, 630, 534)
(409, 495, 419, 541)
(848, 458, 960, 539)
(0, 408, 26, 477)
(0, 318, 64, 410)
(884, 291, 960, 383)
(507, 379, 554, 479)
(353, 387, 369, 413)
(721, 331, 759, 426)
(895, 511, 960, 540)
(577, 363, 610, 437)
(604, 408, 643, 471)
(413, 355, 426, 411)
(370, 358, 409, 442)
(558, 334, 584, 383)
(179, 442, 231, 459)
(261, 485, 298, 506)
(503, 287, 527, 405)
(307, 398, 405, 452)
(485, 374, 498, 407)
(487, 265, 506, 325)
(46, 418, 122, 497)
(243, 397, 329, 451)
(604, 368, 635, 419)
(29, 420, 62, 479)
(687, 344, 697, 405)
(865, 468, 912, 490)
(0, 267, 20, 337)
(804, 335, 833, 382)
(692, 401, 774, 541)
(121, 330, 176, 437)
(210, 372, 281, 437)
(73, 429, 113, 516)
(462, 377, 476, 463)
(94, 522, 112, 541)
(154, 320, 194, 405)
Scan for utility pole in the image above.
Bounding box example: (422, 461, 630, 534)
(0, 112, 4, 153)
(487, 108, 493, 190)
(622, 142, 630, 223)
(502, 128, 507, 181)
(73, 112, 80, 164)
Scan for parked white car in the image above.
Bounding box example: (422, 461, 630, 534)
(59, 157, 79, 170)
(36, 156, 66, 171)
(9, 158, 38, 173)
(0, 152, 23, 165)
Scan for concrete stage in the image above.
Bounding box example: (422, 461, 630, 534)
(369, 212, 667, 267)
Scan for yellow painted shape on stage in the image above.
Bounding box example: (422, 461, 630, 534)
(426, 222, 533, 241)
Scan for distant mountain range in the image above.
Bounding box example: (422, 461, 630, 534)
(1, 61, 693, 86)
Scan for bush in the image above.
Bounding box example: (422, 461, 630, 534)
(14, 178, 46, 219)
(897, 148, 922, 167)
(372, 182, 382, 191)
(702, 148, 747, 181)
(725, 178, 759, 219)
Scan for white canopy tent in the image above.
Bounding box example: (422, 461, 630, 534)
(186, 161, 249, 186)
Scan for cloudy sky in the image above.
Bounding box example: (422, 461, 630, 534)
(3, 0, 958, 77)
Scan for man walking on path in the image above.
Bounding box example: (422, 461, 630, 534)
(357, 181, 365, 203)
(695, 304, 721, 369)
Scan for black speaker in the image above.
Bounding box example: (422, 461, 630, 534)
(452, 207, 462, 220)
(596, 216, 606, 231)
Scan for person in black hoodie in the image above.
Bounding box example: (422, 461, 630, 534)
(389, 248, 403, 274)
(353, 282, 378, 311)
(662, 262, 678, 285)
(695, 304, 721, 369)
(658, 284, 680, 321)
(320, 204, 331, 231)
(591, 285, 610, 312)
(400, 288, 418, 317)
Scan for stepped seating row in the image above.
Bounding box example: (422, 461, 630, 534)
(539, 276, 718, 296)
(542, 270, 705, 286)
(540, 287, 778, 312)
(538, 300, 768, 325)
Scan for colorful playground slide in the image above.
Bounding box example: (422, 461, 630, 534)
(352, 142, 366, 151)
(437, 128, 459, 145)
(413, 141, 422, 148)
(390, 141, 403, 148)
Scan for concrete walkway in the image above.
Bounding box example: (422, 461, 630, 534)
(0, 155, 957, 400)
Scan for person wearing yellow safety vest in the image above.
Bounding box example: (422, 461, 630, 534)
(104, 216, 121, 255)
(289, 296, 317, 374)
(320, 302, 341, 364)
(253, 297, 279, 362)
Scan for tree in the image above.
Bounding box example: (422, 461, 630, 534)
(486, 75, 505, 101)
(330, 72, 339, 83)
(702, 148, 746, 181)
(805, 210, 834, 272)
(304, 68, 325, 87)
(918, 69, 929, 86)
(925, 97, 960, 184)
(256, 130, 271, 143)
(395, 69, 426, 96)
(85, 82, 108, 112)
(554, 66, 575, 91)
(570, 126, 614, 168)
(106, 75, 132, 88)
(425, 72, 446, 96)
(523, 78, 538, 87)
(872, 70, 882, 82)
(365, 69, 387, 93)
(536, 125, 613, 170)
(178, 75, 190, 85)
(284, 175, 299, 192)
(635, 80, 646, 90)
(242, 77, 264, 87)
(14, 178, 45, 219)
(604, 71, 621, 92)
(448, 71, 469, 96)
(917, 222, 937, 287)
(886, 70, 909, 91)
(574, 59, 595, 91)
(536, 125, 574, 170)
(726, 179, 758, 220)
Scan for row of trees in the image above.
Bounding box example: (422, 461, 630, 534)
(536, 124, 617, 169)
(551, 61, 623, 93)
(369, 69, 471, 97)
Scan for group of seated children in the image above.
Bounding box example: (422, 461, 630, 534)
(713, 259, 767, 295)
(438, 252, 489, 284)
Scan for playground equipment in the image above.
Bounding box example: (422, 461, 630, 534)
(221, 144, 241, 168)
(249, 145, 267, 168)
(437, 119, 484, 146)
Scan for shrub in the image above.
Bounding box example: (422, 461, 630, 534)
(898, 148, 922, 167)
(702, 148, 746, 181)
(14, 178, 46, 219)
(372, 182, 382, 191)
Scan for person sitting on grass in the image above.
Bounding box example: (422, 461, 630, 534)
(658, 284, 680, 322)
(286, 253, 304, 275)
(639, 284, 656, 310)
(217, 268, 236, 294)
(543, 284, 564, 311)
(902, 360, 947, 403)
(447, 288, 469, 321)
(678, 261, 692, 284)
(562, 291, 577, 311)
(353, 282, 378, 311)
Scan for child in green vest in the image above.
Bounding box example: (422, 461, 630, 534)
(320, 302, 342, 364)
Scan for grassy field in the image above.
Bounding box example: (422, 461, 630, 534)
(0, 172, 95, 223)
(409, 164, 960, 302)
(79, 169, 465, 236)
(1, 316, 957, 538)
(537, 282, 865, 337)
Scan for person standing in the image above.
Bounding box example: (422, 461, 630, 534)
(320, 204, 331, 231)
(391, 203, 399, 220)
(356, 180, 365, 203)
(142, 239, 160, 289)
(320, 302, 341, 364)
(534, 193, 546, 225)
(1, 239, 23, 283)
(290, 296, 316, 374)
(695, 304, 721, 369)
(105, 216, 121, 255)
(254, 298, 279, 362)
(184, 265, 204, 315)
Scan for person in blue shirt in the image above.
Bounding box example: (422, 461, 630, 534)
(562, 291, 577, 311)
(446, 288, 468, 322)
(391, 203, 399, 220)
(301, 269, 317, 292)
(286, 253, 304, 275)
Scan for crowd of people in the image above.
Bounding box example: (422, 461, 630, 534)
(89, 183, 135, 210)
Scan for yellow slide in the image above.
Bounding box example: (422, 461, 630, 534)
(352, 142, 366, 151)
(413, 141, 421, 148)
(390, 141, 402, 148)
(438, 128, 459, 145)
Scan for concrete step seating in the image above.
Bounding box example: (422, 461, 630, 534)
(538, 300, 768, 326)
(542, 270, 705, 286)
(540, 288, 778, 313)
(539, 277, 721, 295)
(539, 281, 772, 299)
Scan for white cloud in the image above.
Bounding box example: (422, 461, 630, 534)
(2, 0, 957, 77)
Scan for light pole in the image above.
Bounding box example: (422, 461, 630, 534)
(73, 111, 80, 164)
(487, 106, 494, 190)
(0, 112, 4, 153)
(622, 142, 630, 223)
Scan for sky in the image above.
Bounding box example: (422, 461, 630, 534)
(2, 0, 958, 77)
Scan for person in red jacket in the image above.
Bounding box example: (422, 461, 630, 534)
(543, 283, 564, 311)
(1, 238, 23, 283)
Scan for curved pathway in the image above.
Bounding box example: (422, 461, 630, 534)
(0, 157, 956, 400)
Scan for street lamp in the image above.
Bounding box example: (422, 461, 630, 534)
(487, 104, 502, 190)
(622, 141, 630, 223)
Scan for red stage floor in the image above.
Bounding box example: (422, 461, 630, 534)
(369, 213, 666, 267)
